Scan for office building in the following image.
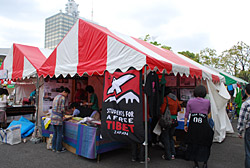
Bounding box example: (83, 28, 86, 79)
(44, 0, 79, 49)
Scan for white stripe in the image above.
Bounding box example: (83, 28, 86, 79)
(109, 29, 193, 76)
(55, 20, 79, 77)
(22, 56, 37, 79)
(39, 48, 53, 58)
(3, 45, 13, 79)
(109, 30, 175, 64)
(171, 64, 190, 77)
(107, 36, 146, 73)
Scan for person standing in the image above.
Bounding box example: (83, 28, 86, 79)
(84, 85, 99, 112)
(160, 87, 181, 160)
(0, 86, 8, 128)
(237, 83, 250, 168)
(29, 89, 36, 105)
(74, 82, 87, 103)
(51, 86, 70, 153)
(184, 85, 214, 168)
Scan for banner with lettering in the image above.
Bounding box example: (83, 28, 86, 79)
(101, 70, 144, 143)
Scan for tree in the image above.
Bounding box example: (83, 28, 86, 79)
(161, 45, 172, 50)
(178, 51, 200, 63)
(238, 70, 250, 82)
(220, 41, 250, 77)
(142, 34, 150, 42)
(140, 34, 172, 50)
(199, 48, 220, 68)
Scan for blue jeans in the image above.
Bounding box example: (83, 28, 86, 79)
(161, 127, 176, 159)
(245, 127, 250, 168)
(52, 125, 63, 151)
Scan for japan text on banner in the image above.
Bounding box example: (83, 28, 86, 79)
(101, 70, 144, 143)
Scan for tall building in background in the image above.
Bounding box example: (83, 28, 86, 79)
(44, 0, 79, 49)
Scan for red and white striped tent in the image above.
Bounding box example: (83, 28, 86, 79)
(38, 18, 224, 83)
(0, 43, 52, 80)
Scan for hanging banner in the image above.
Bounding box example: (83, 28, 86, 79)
(101, 70, 144, 143)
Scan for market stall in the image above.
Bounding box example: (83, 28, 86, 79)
(0, 43, 52, 125)
(36, 18, 230, 163)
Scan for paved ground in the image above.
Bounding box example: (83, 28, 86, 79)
(0, 119, 245, 168)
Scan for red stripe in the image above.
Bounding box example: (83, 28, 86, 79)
(38, 49, 57, 77)
(77, 19, 108, 76)
(15, 44, 47, 70)
(212, 74, 220, 83)
(131, 38, 202, 78)
(12, 44, 24, 79)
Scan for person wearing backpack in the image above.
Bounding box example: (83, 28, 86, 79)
(160, 87, 181, 160)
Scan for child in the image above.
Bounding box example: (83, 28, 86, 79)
(70, 102, 80, 117)
(48, 106, 52, 115)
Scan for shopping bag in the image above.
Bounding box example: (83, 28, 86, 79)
(153, 121, 162, 136)
(0, 125, 21, 145)
(0, 128, 7, 143)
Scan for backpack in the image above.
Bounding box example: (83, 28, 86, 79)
(159, 96, 172, 128)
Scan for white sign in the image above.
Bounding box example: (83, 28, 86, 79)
(0, 70, 7, 79)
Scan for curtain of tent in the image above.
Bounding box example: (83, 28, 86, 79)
(207, 80, 234, 142)
(15, 84, 36, 103)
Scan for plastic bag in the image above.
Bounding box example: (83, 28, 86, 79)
(0, 124, 21, 145)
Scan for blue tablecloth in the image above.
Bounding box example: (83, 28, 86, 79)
(41, 119, 125, 159)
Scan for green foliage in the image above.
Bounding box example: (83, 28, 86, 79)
(142, 34, 151, 41)
(237, 70, 250, 82)
(161, 45, 172, 50)
(220, 41, 250, 76)
(199, 48, 220, 68)
(141, 34, 172, 50)
(150, 41, 161, 46)
(178, 51, 200, 63)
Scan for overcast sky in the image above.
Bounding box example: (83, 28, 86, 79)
(0, 0, 250, 54)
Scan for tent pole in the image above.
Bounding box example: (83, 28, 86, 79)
(30, 73, 41, 143)
(143, 66, 148, 168)
(35, 74, 39, 135)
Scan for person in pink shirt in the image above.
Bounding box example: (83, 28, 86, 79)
(184, 85, 214, 168)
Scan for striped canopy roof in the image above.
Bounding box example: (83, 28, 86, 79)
(38, 19, 224, 83)
(0, 43, 52, 80)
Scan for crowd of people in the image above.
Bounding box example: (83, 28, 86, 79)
(131, 85, 214, 168)
(46, 80, 250, 168)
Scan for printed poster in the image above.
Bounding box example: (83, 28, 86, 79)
(101, 70, 144, 143)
